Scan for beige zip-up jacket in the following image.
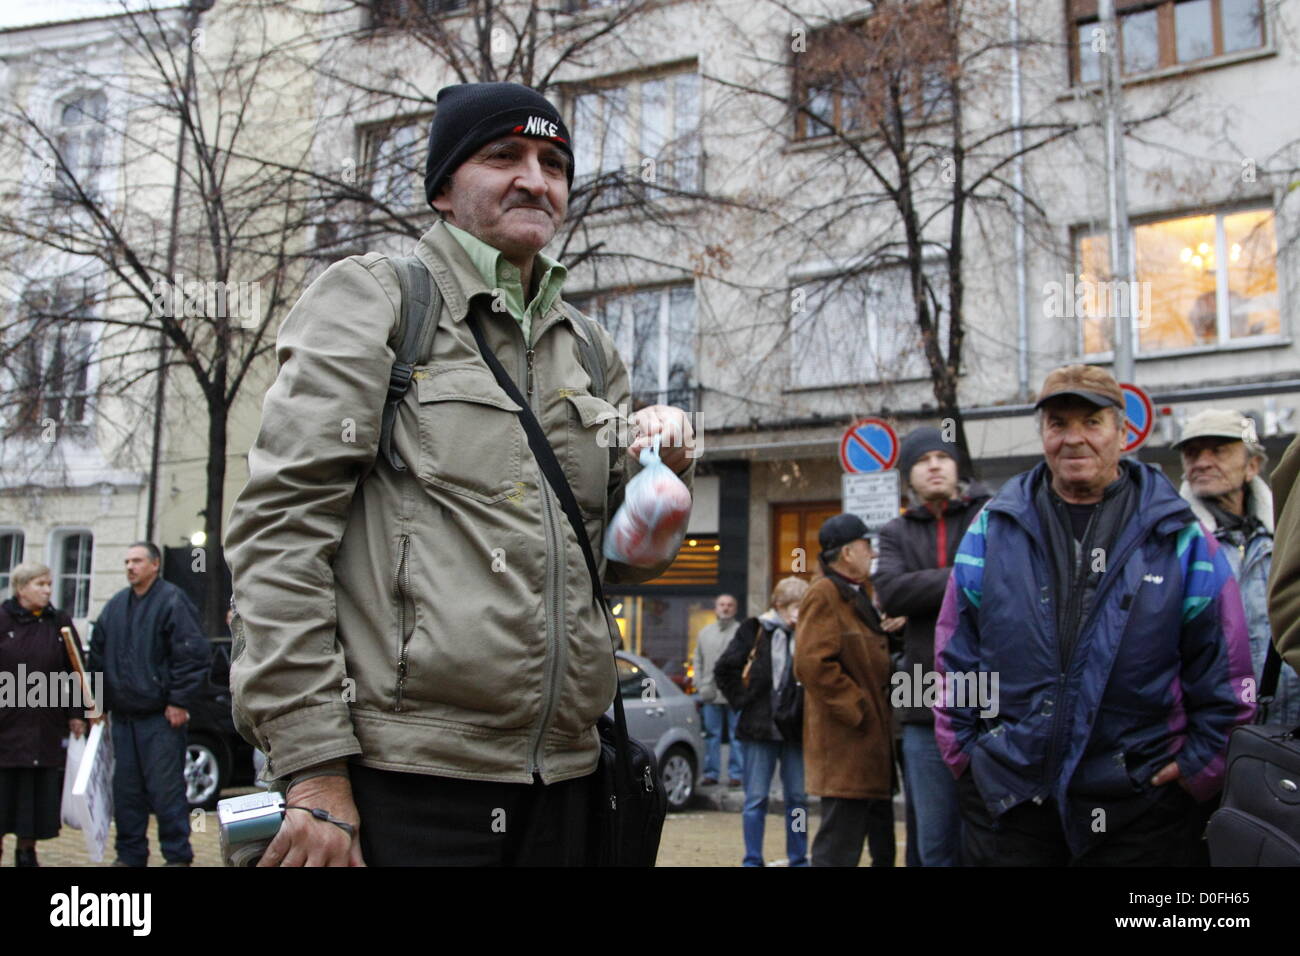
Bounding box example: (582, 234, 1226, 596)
(224, 221, 693, 785)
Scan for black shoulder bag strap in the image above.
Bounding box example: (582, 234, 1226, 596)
(378, 256, 442, 472)
(462, 311, 635, 782)
(1257, 640, 1283, 724)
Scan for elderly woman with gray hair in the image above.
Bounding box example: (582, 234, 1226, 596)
(0, 562, 87, 866)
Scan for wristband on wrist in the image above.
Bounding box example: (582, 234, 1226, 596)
(285, 806, 355, 838)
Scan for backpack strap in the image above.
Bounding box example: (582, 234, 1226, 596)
(562, 302, 607, 401)
(379, 255, 441, 472)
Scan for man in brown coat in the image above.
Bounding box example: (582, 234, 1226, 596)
(795, 514, 896, 866)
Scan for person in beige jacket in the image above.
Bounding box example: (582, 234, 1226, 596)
(224, 83, 694, 866)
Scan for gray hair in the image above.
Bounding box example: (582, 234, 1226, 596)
(11, 561, 53, 595)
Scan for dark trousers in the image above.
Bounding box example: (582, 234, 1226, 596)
(956, 772, 1205, 866)
(349, 764, 593, 866)
(110, 711, 193, 865)
(811, 797, 896, 867)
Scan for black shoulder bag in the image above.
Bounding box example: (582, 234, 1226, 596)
(463, 311, 666, 867)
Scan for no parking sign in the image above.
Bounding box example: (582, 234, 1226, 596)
(1121, 383, 1153, 453)
(839, 418, 899, 473)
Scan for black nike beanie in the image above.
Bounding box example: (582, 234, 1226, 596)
(424, 82, 575, 208)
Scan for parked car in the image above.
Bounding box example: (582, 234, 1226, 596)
(609, 650, 705, 812)
(185, 636, 255, 809)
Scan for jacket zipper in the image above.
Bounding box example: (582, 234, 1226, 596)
(393, 533, 413, 711)
(1038, 514, 1147, 801)
(518, 327, 566, 777)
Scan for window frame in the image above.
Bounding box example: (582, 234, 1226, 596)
(1073, 200, 1285, 360)
(786, 260, 950, 390)
(50, 528, 94, 620)
(51, 89, 108, 203)
(0, 530, 25, 595)
(1069, 0, 1268, 86)
(359, 114, 432, 212)
(6, 281, 98, 433)
(570, 282, 698, 411)
(565, 65, 704, 211)
(790, 12, 954, 143)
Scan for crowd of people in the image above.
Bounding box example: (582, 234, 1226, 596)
(698, 363, 1298, 866)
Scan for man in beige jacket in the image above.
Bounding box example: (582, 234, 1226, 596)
(225, 83, 694, 866)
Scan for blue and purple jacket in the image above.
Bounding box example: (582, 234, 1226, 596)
(934, 460, 1254, 854)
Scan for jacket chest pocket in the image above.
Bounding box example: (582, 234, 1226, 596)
(563, 391, 622, 518)
(415, 365, 524, 503)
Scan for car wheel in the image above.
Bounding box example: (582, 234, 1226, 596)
(660, 745, 696, 812)
(186, 735, 228, 810)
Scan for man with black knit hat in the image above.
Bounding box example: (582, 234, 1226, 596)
(872, 426, 989, 866)
(226, 82, 695, 866)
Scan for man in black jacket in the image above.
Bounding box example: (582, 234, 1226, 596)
(873, 427, 989, 866)
(89, 542, 209, 867)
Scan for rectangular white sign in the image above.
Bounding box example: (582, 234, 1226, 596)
(842, 470, 902, 534)
(69, 721, 115, 862)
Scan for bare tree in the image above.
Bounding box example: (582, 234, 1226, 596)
(712, 0, 1188, 475)
(0, 0, 327, 631)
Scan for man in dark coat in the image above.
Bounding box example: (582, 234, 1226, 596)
(89, 542, 209, 867)
(873, 426, 990, 866)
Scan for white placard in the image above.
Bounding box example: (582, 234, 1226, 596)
(69, 720, 115, 863)
(842, 470, 902, 533)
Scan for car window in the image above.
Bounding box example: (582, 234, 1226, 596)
(617, 658, 659, 701)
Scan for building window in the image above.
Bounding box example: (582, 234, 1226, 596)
(363, 118, 428, 210)
(572, 285, 697, 411)
(1077, 204, 1280, 355)
(6, 284, 95, 432)
(569, 69, 702, 209)
(1073, 0, 1266, 84)
(790, 264, 949, 388)
(792, 10, 952, 141)
(369, 0, 467, 26)
(53, 90, 107, 201)
(53, 531, 93, 618)
(0, 531, 24, 594)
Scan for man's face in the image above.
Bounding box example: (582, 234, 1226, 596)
(125, 547, 159, 588)
(837, 538, 874, 583)
(1040, 397, 1124, 495)
(431, 135, 569, 262)
(909, 450, 959, 502)
(714, 595, 737, 620)
(1182, 437, 1260, 498)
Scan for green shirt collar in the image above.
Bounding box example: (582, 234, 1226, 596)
(443, 221, 567, 341)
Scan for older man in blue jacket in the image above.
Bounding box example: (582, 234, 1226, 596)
(935, 366, 1254, 866)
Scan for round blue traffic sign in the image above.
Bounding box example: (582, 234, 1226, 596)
(839, 418, 899, 473)
(1120, 383, 1153, 453)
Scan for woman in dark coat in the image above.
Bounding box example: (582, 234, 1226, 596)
(715, 576, 810, 867)
(0, 562, 87, 866)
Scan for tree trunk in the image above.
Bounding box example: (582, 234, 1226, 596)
(204, 395, 228, 637)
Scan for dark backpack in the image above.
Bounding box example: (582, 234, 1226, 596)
(377, 254, 608, 473)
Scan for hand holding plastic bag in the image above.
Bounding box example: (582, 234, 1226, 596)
(604, 436, 693, 567)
